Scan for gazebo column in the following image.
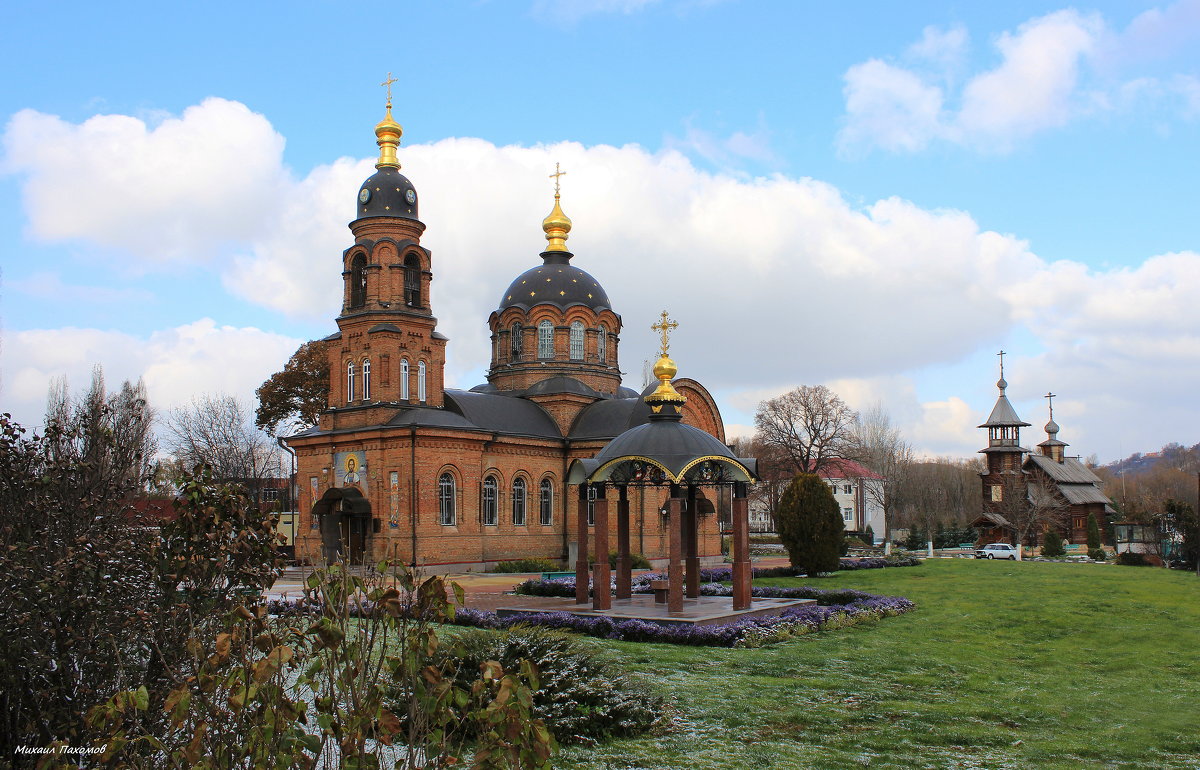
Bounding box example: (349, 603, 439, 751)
(685, 484, 700, 598)
(667, 484, 684, 613)
(591, 485, 611, 611)
(575, 483, 590, 605)
(732, 481, 752, 610)
(615, 485, 632, 599)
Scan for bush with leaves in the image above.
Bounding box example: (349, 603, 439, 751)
(776, 473, 844, 576)
(492, 558, 561, 573)
(87, 562, 556, 768)
(420, 625, 665, 744)
(607, 551, 651, 570)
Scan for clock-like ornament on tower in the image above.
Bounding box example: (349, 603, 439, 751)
(359, 188, 371, 204)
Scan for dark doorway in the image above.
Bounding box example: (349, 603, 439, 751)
(312, 487, 372, 564)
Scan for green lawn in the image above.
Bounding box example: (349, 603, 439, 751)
(553, 559, 1200, 770)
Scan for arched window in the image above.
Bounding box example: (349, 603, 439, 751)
(346, 361, 355, 403)
(438, 473, 456, 526)
(362, 358, 371, 401)
(539, 479, 553, 526)
(417, 361, 427, 402)
(400, 359, 410, 400)
(349, 254, 367, 308)
(587, 485, 597, 526)
(510, 323, 523, 361)
(538, 321, 554, 359)
(569, 321, 584, 361)
(482, 476, 498, 526)
(512, 478, 527, 526)
(597, 326, 607, 364)
(404, 253, 421, 307)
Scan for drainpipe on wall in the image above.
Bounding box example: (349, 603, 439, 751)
(410, 426, 418, 570)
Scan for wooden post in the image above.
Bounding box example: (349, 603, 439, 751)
(616, 485, 632, 599)
(685, 484, 700, 598)
(575, 483, 589, 605)
(592, 486, 611, 610)
(732, 482, 751, 611)
(667, 486, 684, 613)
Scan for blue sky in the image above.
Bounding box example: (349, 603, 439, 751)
(2, 0, 1198, 462)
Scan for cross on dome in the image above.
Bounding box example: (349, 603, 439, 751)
(381, 72, 398, 108)
(652, 310, 678, 357)
(549, 162, 567, 195)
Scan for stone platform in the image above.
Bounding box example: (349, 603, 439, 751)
(495, 595, 815, 627)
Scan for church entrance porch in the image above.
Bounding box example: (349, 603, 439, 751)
(312, 487, 372, 563)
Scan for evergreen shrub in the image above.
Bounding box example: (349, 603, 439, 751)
(776, 473, 844, 576)
(1042, 529, 1066, 558)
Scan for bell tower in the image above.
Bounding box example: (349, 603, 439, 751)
(323, 78, 448, 430)
(978, 351, 1030, 511)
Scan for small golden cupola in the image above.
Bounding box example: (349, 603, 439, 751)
(542, 162, 573, 252)
(374, 72, 403, 169)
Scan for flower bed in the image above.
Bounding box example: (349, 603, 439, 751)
(266, 589, 914, 648)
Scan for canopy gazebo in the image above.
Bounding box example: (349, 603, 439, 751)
(566, 313, 758, 615)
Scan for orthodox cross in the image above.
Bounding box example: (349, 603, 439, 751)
(380, 72, 398, 107)
(1045, 392, 1057, 419)
(651, 310, 678, 357)
(997, 349, 1006, 378)
(549, 162, 567, 195)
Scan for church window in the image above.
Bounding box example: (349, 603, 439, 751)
(569, 321, 584, 360)
(439, 473, 456, 525)
(539, 479, 553, 526)
(417, 361, 427, 402)
(482, 476, 498, 526)
(512, 478, 527, 525)
(400, 359, 410, 400)
(587, 485, 597, 526)
(349, 254, 367, 308)
(404, 254, 421, 307)
(597, 326, 607, 363)
(362, 358, 371, 401)
(510, 323, 523, 360)
(538, 321, 554, 359)
(346, 361, 355, 403)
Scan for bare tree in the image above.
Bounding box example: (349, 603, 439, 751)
(846, 403, 913, 542)
(996, 474, 1068, 549)
(165, 395, 283, 505)
(732, 435, 790, 532)
(754, 385, 858, 476)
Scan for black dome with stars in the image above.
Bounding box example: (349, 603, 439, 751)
(498, 252, 611, 312)
(354, 166, 419, 222)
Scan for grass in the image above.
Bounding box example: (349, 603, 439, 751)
(551, 559, 1200, 769)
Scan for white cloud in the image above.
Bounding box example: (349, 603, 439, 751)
(6, 98, 1200, 462)
(1, 320, 301, 430)
(839, 6, 1199, 153)
(2, 98, 287, 264)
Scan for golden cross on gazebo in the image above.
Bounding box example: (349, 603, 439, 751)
(381, 72, 398, 107)
(651, 310, 678, 357)
(549, 162, 567, 195)
(1045, 391, 1057, 419)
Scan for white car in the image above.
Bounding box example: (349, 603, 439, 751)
(975, 543, 1019, 560)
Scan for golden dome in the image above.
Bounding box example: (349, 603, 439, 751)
(374, 105, 403, 169)
(646, 353, 686, 404)
(542, 192, 572, 252)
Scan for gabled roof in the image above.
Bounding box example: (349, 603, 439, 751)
(442, 389, 562, 439)
(1026, 455, 1103, 485)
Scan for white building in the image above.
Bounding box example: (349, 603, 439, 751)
(747, 459, 886, 542)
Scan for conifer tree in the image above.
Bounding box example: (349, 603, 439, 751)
(776, 473, 843, 576)
(1086, 512, 1106, 560)
(1042, 528, 1066, 557)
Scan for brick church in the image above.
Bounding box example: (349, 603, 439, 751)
(285, 95, 728, 571)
